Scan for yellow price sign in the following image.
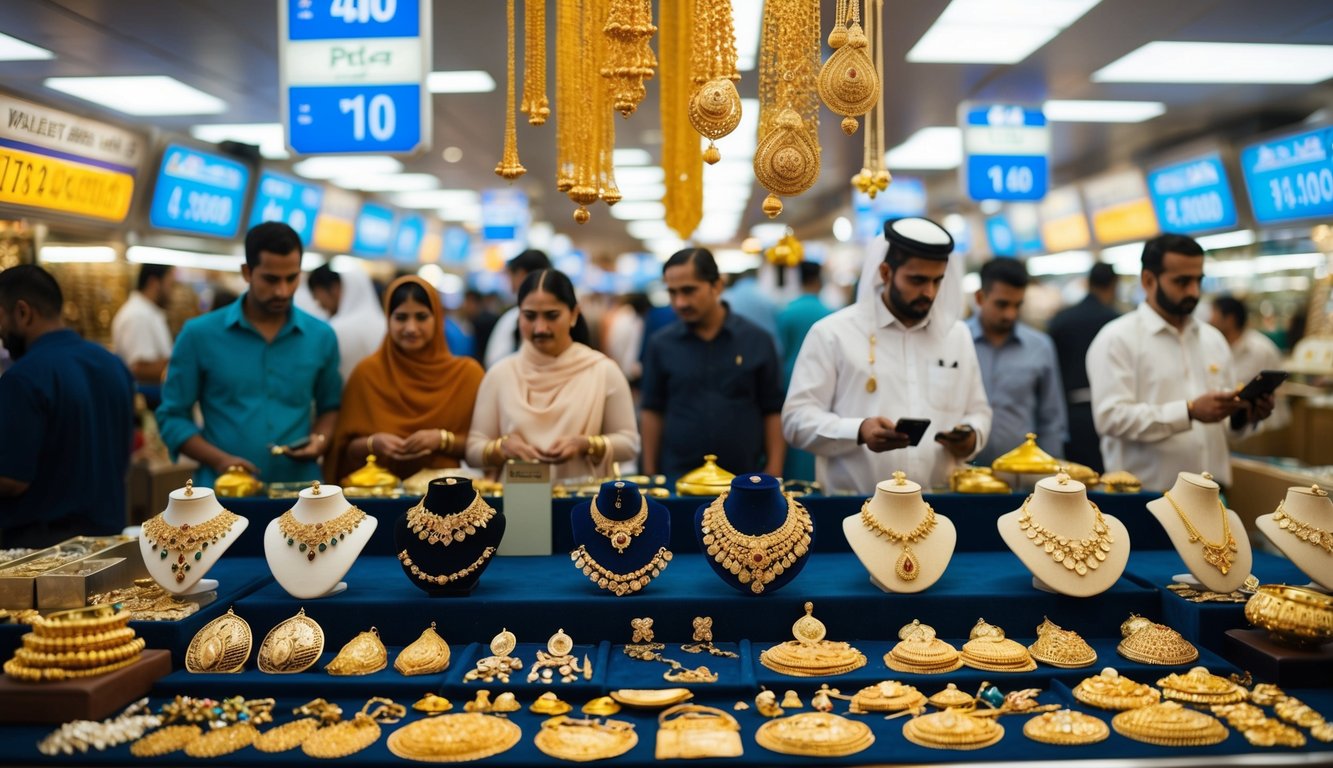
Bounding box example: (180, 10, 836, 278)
(0, 145, 135, 222)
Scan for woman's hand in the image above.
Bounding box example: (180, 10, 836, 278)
(501, 434, 544, 462)
(399, 429, 441, 460)
(537, 435, 590, 464)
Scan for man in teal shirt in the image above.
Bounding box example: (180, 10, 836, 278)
(777, 261, 833, 481)
(157, 222, 341, 487)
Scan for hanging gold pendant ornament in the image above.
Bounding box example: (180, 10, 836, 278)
(688, 0, 742, 163)
(852, 0, 890, 197)
(558, 0, 617, 223)
(496, 0, 527, 180)
(818, 0, 879, 134)
(661, 0, 702, 238)
(755, 0, 822, 218)
(521, 0, 549, 125)
(602, 0, 656, 117)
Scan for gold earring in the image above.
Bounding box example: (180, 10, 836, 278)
(258, 608, 325, 674)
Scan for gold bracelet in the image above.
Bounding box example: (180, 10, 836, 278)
(439, 429, 455, 453)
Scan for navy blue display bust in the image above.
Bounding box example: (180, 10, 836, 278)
(395, 477, 505, 596)
(569, 480, 673, 596)
(695, 473, 813, 595)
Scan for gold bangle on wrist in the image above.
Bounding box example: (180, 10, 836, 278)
(439, 429, 454, 453)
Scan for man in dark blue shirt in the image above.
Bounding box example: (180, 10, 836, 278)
(0, 265, 135, 547)
(1048, 261, 1120, 472)
(641, 249, 785, 477)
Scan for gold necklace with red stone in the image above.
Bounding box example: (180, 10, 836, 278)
(143, 509, 241, 583)
(859, 499, 935, 581)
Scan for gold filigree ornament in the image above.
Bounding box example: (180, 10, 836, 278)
(847, 681, 927, 714)
(412, 693, 453, 715)
(1027, 617, 1097, 669)
(818, 0, 879, 135)
(257, 607, 325, 674)
(756, 712, 874, 757)
(325, 626, 387, 676)
(1116, 618, 1199, 666)
(1023, 709, 1110, 746)
(303, 697, 405, 759)
(655, 704, 743, 759)
(885, 619, 963, 675)
(1112, 701, 1228, 747)
(495, 0, 526, 180)
(1245, 584, 1333, 646)
(394, 621, 451, 676)
(536, 715, 638, 762)
(1072, 667, 1161, 711)
(602, 0, 656, 117)
(184, 606, 252, 673)
(129, 724, 201, 757)
(928, 683, 976, 710)
(388, 712, 522, 762)
(464, 628, 525, 683)
(1157, 666, 1248, 705)
(755, 109, 821, 219)
(902, 709, 1005, 751)
(760, 602, 868, 677)
(1213, 702, 1307, 748)
(183, 721, 258, 758)
(687, 0, 741, 163)
(755, 0, 821, 218)
(960, 618, 1037, 673)
(253, 700, 342, 753)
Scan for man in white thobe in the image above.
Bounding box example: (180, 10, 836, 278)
(1087, 234, 1275, 491)
(783, 218, 992, 494)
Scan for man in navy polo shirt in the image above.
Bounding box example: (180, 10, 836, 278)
(0, 265, 135, 547)
(640, 248, 785, 477)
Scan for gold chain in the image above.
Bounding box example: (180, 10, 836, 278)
(496, 0, 526, 180)
(1018, 496, 1115, 576)
(558, 0, 617, 223)
(602, 0, 656, 117)
(406, 493, 495, 546)
(143, 509, 240, 584)
(852, 0, 890, 196)
(397, 547, 497, 586)
(571, 545, 672, 596)
(1273, 500, 1333, 555)
(661, 0, 702, 238)
(701, 491, 813, 594)
(277, 506, 366, 563)
(521, 0, 549, 125)
(589, 495, 648, 552)
(1163, 491, 1238, 575)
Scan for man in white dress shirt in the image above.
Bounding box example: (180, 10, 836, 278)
(1211, 294, 1288, 432)
(782, 218, 992, 494)
(1087, 234, 1274, 491)
(111, 263, 175, 385)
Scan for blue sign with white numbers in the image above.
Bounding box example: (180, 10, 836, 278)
(249, 170, 323, 243)
(393, 212, 425, 262)
(352, 201, 396, 256)
(1240, 127, 1333, 226)
(962, 105, 1049, 202)
(148, 144, 251, 238)
(1146, 153, 1238, 234)
(281, 0, 430, 155)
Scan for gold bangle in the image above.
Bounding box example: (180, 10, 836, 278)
(439, 429, 454, 453)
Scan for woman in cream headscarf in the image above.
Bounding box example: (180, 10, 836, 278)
(329, 276, 483, 481)
(467, 269, 640, 481)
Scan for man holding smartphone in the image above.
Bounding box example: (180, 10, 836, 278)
(783, 218, 992, 494)
(1086, 234, 1275, 491)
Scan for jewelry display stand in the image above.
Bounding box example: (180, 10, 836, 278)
(139, 482, 248, 596)
(694, 473, 813, 595)
(264, 482, 376, 599)
(569, 480, 671, 595)
(844, 471, 954, 593)
(1256, 485, 1333, 591)
(395, 477, 505, 596)
(998, 472, 1130, 597)
(1147, 471, 1252, 595)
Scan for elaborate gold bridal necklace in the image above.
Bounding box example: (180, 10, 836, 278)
(406, 493, 495, 547)
(143, 503, 241, 583)
(700, 490, 813, 594)
(860, 500, 935, 581)
(589, 493, 648, 553)
(1018, 496, 1114, 576)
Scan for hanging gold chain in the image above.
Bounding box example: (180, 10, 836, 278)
(661, 0, 702, 239)
(602, 0, 656, 117)
(755, 0, 821, 217)
(496, 0, 527, 180)
(522, 0, 549, 125)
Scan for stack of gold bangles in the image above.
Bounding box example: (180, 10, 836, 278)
(483, 435, 510, 466)
(437, 429, 458, 454)
(5, 605, 145, 682)
(586, 434, 609, 462)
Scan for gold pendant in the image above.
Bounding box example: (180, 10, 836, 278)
(325, 627, 388, 676)
(257, 608, 325, 674)
(689, 78, 743, 148)
(866, 377, 877, 394)
(395, 622, 451, 676)
(895, 546, 919, 581)
(754, 108, 820, 216)
(817, 22, 879, 135)
(185, 607, 252, 674)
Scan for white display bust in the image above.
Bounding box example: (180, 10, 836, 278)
(140, 480, 248, 595)
(1257, 484, 1333, 591)
(844, 471, 955, 593)
(264, 482, 376, 599)
(1147, 471, 1252, 594)
(998, 472, 1130, 597)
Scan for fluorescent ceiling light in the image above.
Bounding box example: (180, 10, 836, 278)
(733, 0, 763, 72)
(438, 204, 481, 222)
(1027, 250, 1095, 276)
(908, 0, 1100, 64)
(885, 127, 962, 170)
(393, 189, 479, 209)
(39, 246, 115, 263)
(333, 173, 439, 192)
(427, 70, 496, 93)
(610, 201, 666, 221)
(627, 220, 672, 240)
(127, 245, 243, 272)
(0, 31, 54, 61)
(45, 75, 226, 116)
(645, 238, 688, 257)
(293, 155, 403, 179)
(613, 148, 653, 166)
(1093, 42, 1333, 84)
(749, 222, 789, 243)
(614, 166, 666, 186)
(190, 123, 289, 159)
(1195, 229, 1255, 251)
(1043, 99, 1165, 123)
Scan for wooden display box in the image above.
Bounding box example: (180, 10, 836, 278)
(1224, 628, 1333, 687)
(0, 649, 171, 723)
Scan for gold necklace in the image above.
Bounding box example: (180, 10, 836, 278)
(143, 509, 241, 583)
(571, 545, 673, 596)
(277, 506, 366, 563)
(603, 0, 656, 117)
(495, 0, 525, 180)
(397, 547, 497, 586)
(406, 493, 495, 546)
(859, 500, 935, 581)
(302, 698, 404, 759)
(1163, 491, 1237, 575)
(1018, 496, 1114, 576)
(688, 0, 741, 163)
(589, 495, 648, 553)
(520, 0, 548, 125)
(1273, 500, 1332, 555)
(700, 491, 813, 594)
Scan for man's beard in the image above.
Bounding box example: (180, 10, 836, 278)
(2, 333, 26, 360)
(889, 281, 933, 321)
(1156, 284, 1198, 317)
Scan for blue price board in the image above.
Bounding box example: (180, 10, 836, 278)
(1240, 127, 1333, 225)
(280, 0, 431, 156)
(249, 170, 323, 243)
(1147, 153, 1238, 234)
(962, 105, 1049, 202)
(352, 201, 396, 256)
(148, 144, 251, 238)
(986, 215, 1017, 257)
(393, 212, 425, 262)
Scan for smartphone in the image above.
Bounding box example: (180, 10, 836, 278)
(934, 425, 975, 443)
(1235, 369, 1287, 401)
(271, 436, 312, 456)
(895, 418, 932, 447)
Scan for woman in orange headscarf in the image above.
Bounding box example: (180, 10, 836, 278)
(329, 275, 484, 481)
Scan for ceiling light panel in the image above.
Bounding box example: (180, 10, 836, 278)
(885, 127, 963, 170)
(908, 0, 1100, 64)
(1042, 100, 1165, 123)
(44, 76, 227, 116)
(293, 155, 404, 179)
(332, 173, 440, 192)
(940, 0, 1102, 28)
(0, 31, 54, 61)
(1093, 42, 1333, 84)
(609, 201, 666, 221)
(392, 189, 480, 209)
(427, 70, 497, 93)
(190, 123, 290, 159)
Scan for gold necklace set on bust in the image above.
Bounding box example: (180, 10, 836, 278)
(859, 499, 935, 581)
(398, 492, 500, 585)
(1017, 495, 1114, 576)
(701, 490, 813, 594)
(572, 484, 670, 596)
(1163, 490, 1238, 575)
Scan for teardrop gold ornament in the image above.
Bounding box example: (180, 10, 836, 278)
(325, 627, 388, 676)
(866, 377, 877, 394)
(394, 622, 452, 677)
(689, 78, 743, 154)
(754, 109, 821, 216)
(818, 22, 879, 135)
(895, 546, 920, 581)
